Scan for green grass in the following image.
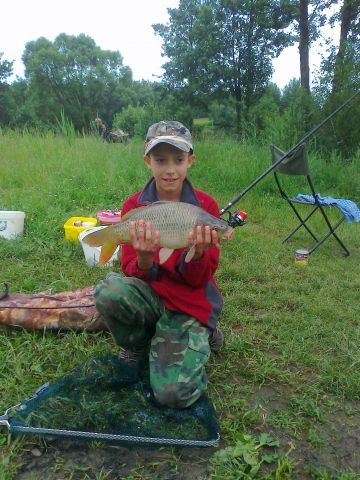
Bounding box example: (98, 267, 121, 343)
(0, 131, 359, 479)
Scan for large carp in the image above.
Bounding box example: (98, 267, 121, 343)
(83, 201, 233, 265)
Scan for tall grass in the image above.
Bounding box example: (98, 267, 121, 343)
(0, 131, 359, 478)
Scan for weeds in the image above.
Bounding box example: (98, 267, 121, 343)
(210, 432, 280, 478)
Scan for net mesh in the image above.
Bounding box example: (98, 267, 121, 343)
(7, 355, 219, 447)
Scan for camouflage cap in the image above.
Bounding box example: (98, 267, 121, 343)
(145, 121, 193, 155)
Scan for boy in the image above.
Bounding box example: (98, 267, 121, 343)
(94, 120, 224, 409)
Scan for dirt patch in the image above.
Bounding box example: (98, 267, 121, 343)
(247, 383, 360, 477)
(16, 439, 214, 479)
(288, 407, 360, 475)
(12, 382, 360, 478)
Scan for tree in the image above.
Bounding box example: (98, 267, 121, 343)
(22, 34, 133, 131)
(290, 1, 340, 95)
(0, 53, 14, 126)
(213, 1, 294, 110)
(154, 0, 294, 132)
(0, 53, 13, 82)
(153, 0, 209, 127)
(312, 0, 360, 157)
(299, 0, 310, 93)
(332, 0, 360, 92)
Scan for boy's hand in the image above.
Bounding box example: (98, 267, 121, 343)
(188, 225, 220, 261)
(130, 219, 160, 269)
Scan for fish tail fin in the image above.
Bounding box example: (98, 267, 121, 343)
(99, 241, 118, 265)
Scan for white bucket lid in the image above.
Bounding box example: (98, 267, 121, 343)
(0, 211, 26, 218)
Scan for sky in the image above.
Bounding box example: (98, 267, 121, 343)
(0, 0, 340, 89)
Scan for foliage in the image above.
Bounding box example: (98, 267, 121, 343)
(0, 53, 14, 126)
(210, 432, 280, 478)
(0, 4, 359, 157)
(154, 0, 295, 129)
(113, 105, 145, 137)
(225, 78, 359, 158)
(0, 52, 13, 82)
(113, 101, 170, 138)
(210, 100, 237, 132)
(153, 0, 207, 113)
(313, 44, 360, 156)
(318, 88, 360, 158)
(246, 84, 282, 144)
(21, 34, 133, 131)
(315, 31, 360, 102)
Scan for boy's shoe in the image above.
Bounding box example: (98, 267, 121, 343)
(118, 344, 146, 363)
(209, 328, 225, 353)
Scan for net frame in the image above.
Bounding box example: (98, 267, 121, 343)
(0, 355, 220, 448)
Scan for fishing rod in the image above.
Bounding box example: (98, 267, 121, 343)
(221, 90, 360, 227)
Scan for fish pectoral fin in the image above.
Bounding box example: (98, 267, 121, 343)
(159, 248, 174, 264)
(185, 244, 196, 263)
(99, 241, 118, 265)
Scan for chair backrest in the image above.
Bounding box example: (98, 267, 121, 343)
(270, 144, 310, 176)
(270, 143, 318, 200)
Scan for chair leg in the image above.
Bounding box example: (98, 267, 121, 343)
(283, 203, 319, 243)
(308, 217, 350, 256)
(317, 207, 350, 256)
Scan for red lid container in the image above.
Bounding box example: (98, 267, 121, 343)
(96, 210, 122, 225)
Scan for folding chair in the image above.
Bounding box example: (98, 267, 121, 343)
(270, 143, 350, 256)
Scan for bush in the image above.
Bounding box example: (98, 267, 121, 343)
(113, 102, 172, 138)
(210, 101, 237, 131)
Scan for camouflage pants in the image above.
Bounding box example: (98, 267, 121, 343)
(94, 272, 211, 408)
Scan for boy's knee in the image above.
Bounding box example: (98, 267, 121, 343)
(153, 383, 202, 409)
(94, 273, 128, 313)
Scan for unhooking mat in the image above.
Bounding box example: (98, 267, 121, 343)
(0, 354, 220, 447)
(0, 285, 107, 331)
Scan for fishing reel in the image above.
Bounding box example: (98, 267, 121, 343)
(226, 210, 247, 228)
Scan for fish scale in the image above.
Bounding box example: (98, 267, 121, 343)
(83, 201, 232, 264)
(119, 202, 196, 247)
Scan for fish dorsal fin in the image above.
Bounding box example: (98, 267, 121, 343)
(120, 206, 149, 221)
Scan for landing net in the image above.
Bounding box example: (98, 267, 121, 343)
(2, 355, 219, 447)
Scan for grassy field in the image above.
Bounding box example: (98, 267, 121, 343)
(0, 131, 359, 479)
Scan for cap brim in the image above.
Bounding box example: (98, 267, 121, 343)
(145, 137, 192, 155)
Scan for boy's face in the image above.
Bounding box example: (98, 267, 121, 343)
(144, 143, 195, 199)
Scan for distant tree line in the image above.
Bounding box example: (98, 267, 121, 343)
(0, 0, 359, 157)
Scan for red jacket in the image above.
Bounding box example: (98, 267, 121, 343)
(120, 177, 223, 329)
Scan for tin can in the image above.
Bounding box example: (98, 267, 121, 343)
(295, 249, 309, 265)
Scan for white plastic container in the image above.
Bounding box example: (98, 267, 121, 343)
(0, 211, 26, 240)
(78, 226, 120, 267)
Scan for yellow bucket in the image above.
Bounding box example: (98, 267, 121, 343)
(64, 217, 97, 241)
